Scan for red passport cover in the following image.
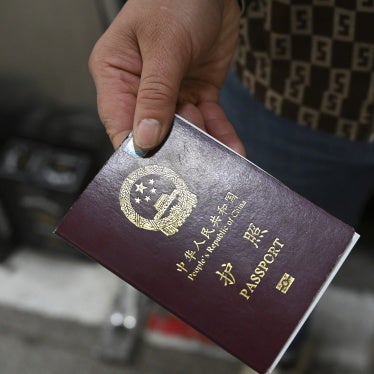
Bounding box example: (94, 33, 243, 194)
(55, 115, 358, 373)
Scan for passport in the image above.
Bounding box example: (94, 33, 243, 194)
(55, 115, 359, 373)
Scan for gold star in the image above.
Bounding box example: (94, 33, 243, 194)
(149, 179, 155, 185)
(135, 182, 147, 194)
(135, 197, 141, 204)
(150, 188, 157, 194)
(144, 196, 151, 202)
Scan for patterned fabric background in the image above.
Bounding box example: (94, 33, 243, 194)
(233, 0, 374, 141)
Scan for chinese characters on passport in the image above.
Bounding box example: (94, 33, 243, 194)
(176, 191, 294, 301)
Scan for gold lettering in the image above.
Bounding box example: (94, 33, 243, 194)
(187, 258, 206, 281)
(258, 261, 268, 272)
(273, 238, 284, 248)
(250, 274, 262, 285)
(231, 201, 247, 218)
(239, 289, 250, 301)
(254, 267, 266, 277)
(245, 282, 257, 293)
(267, 246, 280, 257)
(240, 238, 285, 301)
(264, 253, 275, 264)
(243, 222, 269, 249)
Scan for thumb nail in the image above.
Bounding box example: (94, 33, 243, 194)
(135, 118, 161, 149)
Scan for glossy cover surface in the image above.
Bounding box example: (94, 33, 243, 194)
(56, 116, 355, 373)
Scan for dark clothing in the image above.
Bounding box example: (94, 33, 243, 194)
(234, 0, 374, 142)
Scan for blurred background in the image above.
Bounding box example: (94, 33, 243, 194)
(0, 1, 373, 373)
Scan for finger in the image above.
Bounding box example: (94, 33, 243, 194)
(133, 42, 188, 151)
(96, 79, 137, 149)
(199, 102, 246, 157)
(176, 102, 205, 131)
(89, 43, 140, 149)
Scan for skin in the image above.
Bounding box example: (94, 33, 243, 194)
(89, 0, 246, 156)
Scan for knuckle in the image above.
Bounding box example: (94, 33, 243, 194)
(138, 76, 177, 104)
(88, 38, 114, 76)
(97, 105, 116, 129)
(88, 41, 104, 75)
(99, 114, 115, 131)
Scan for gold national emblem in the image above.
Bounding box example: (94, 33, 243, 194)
(119, 165, 197, 236)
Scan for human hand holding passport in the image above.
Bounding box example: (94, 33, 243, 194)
(56, 115, 358, 373)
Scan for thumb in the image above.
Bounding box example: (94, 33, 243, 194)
(133, 48, 186, 150)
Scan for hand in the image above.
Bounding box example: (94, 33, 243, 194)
(89, 0, 246, 156)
